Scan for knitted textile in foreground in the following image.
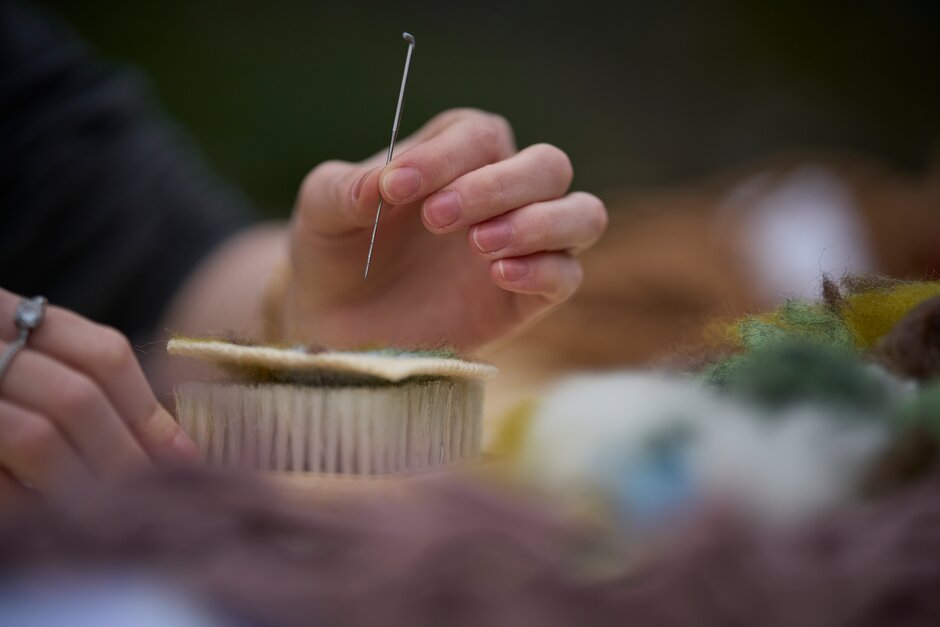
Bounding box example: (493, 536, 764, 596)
(167, 338, 497, 383)
(1, 467, 940, 627)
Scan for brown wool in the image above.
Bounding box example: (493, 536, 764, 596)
(875, 295, 940, 381)
(821, 273, 844, 313)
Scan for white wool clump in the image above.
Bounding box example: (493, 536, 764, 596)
(692, 404, 886, 523)
(517, 372, 888, 525)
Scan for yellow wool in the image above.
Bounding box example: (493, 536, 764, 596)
(842, 282, 940, 348)
(488, 398, 537, 458)
(702, 318, 740, 347)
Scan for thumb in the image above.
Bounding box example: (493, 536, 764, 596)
(295, 160, 385, 237)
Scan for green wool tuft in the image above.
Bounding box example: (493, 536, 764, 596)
(707, 341, 892, 414)
(220, 363, 450, 387)
(894, 384, 940, 439)
(737, 300, 856, 353)
(360, 347, 462, 360)
(704, 355, 749, 390)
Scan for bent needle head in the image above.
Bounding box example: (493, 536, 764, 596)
(364, 32, 416, 280)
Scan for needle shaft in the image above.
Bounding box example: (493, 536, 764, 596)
(364, 32, 416, 280)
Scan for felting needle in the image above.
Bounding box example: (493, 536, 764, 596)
(364, 32, 416, 280)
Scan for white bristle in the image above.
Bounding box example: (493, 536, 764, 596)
(174, 380, 483, 475)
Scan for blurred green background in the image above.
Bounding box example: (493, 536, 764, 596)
(40, 0, 940, 216)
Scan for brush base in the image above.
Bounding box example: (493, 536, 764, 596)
(175, 379, 483, 474)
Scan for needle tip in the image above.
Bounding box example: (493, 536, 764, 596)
(402, 32, 415, 48)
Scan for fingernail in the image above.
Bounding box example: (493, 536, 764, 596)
(424, 191, 461, 229)
(473, 220, 512, 253)
(351, 168, 376, 203)
(170, 430, 202, 462)
(498, 258, 529, 281)
(381, 167, 422, 203)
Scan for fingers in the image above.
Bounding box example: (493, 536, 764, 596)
(360, 107, 495, 164)
(420, 143, 573, 233)
(469, 192, 607, 259)
(491, 252, 584, 305)
(0, 398, 94, 500)
(0, 290, 198, 463)
(295, 110, 518, 237)
(0, 341, 149, 478)
(377, 111, 516, 206)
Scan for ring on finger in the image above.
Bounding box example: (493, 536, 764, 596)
(0, 296, 48, 385)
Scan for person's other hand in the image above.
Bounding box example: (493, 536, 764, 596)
(0, 288, 198, 504)
(283, 108, 607, 350)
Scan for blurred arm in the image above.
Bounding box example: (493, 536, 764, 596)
(0, 2, 256, 347)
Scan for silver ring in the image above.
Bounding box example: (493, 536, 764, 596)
(0, 296, 48, 384)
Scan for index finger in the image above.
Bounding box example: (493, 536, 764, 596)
(374, 111, 517, 207)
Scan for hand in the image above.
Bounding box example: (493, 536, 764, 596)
(0, 288, 198, 504)
(282, 108, 607, 350)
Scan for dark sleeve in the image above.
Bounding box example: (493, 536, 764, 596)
(0, 1, 255, 344)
